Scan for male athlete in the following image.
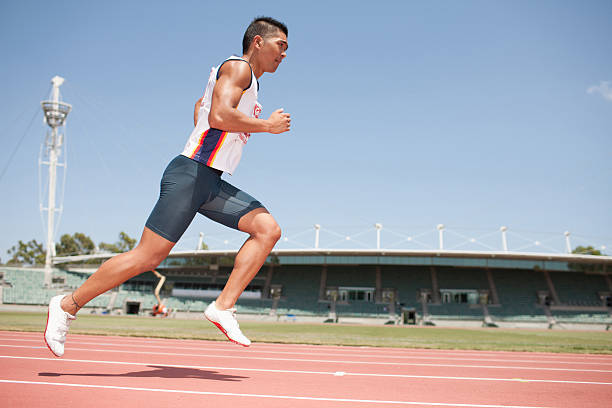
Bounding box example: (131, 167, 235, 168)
(44, 17, 290, 356)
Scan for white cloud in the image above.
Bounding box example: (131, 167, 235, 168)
(587, 80, 612, 101)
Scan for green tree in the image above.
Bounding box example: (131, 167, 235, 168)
(99, 231, 137, 253)
(55, 233, 95, 256)
(98, 242, 119, 253)
(118, 232, 136, 251)
(570, 245, 605, 273)
(7, 239, 45, 265)
(572, 245, 603, 256)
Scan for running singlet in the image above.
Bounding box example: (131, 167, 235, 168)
(181, 56, 262, 175)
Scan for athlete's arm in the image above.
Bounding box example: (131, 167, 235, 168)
(208, 61, 290, 134)
(194, 97, 203, 126)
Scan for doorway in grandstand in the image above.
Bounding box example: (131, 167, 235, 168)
(338, 287, 375, 302)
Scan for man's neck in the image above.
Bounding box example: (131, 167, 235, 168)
(241, 53, 263, 79)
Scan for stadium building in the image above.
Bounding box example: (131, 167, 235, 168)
(2, 246, 611, 329)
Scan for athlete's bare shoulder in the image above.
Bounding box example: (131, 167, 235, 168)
(217, 59, 252, 90)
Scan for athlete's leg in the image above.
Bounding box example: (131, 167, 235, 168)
(203, 206, 280, 346)
(45, 155, 215, 356)
(59, 155, 217, 315)
(215, 208, 281, 309)
(45, 227, 175, 356)
(197, 178, 281, 310)
(60, 227, 175, 315)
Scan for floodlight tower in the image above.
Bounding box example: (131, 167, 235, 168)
(40, 76, 72, 286)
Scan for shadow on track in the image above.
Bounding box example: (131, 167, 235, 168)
(39, 365, 248, 382)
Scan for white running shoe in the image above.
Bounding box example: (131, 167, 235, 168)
(44, 295, 76, 357)
(204, 301, 251, 347)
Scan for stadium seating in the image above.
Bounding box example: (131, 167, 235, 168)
(436, 267, 489, 290)
(490, 269, 549, 321)
(380, 266, 431, 308)
(270, 265, 321, 315)
(1, 263, 609, 325)
(325, 265, 377, 287)
(1, 268, 56, 305)
(549, 272, 606, 305)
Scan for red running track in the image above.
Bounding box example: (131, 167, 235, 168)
(0, 330, 611, 407)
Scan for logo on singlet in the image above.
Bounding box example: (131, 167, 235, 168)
(238, 103, 262, 144)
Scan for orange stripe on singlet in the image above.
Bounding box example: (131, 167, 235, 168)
(206, 131, 228, 166)
(190, 129, 209, 158)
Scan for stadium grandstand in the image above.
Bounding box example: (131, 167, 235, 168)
(2, 224, 611, 329)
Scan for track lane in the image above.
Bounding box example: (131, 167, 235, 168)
(2, 333, 612, 369)
(2, 342, 612, 383)
(3, 357, 611, 408)
(0, 381, 564, 408)
(0, 332, 611, 407)
(3, 331, 611, 362)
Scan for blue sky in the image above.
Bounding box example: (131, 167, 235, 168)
(0, 0, 611, 260)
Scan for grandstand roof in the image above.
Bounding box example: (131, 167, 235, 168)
(53, 248, 612, 266)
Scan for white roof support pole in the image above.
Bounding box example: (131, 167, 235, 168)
(375, 223, 382, 250)
(198, 232, 204, 250)
(314, 224, 321, 249)
(565, 231, 572, 254)
(437, 224, 445, 250)
(500, 226, 508, 252)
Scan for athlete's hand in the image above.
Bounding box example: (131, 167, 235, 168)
(266, 108, 291, 134)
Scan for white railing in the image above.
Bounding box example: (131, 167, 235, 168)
(174, 224, 610, 256)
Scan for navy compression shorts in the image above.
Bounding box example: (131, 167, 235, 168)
(145, 155, 264, 243)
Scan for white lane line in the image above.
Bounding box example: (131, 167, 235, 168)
(1, 336, 610, 366)
(3, 332, 611, 364)
(2, 355, 612, 386)
(4, 331, 611, 356)
(2, 344, 611, 373)
(0, 379, 555, 408)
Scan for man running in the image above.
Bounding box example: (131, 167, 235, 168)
(44, 16, 290, 356)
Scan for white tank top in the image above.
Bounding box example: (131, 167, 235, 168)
(181, 56, 261, 175)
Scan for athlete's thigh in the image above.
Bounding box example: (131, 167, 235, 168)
(145, 156, 214, 243)
(197, 179, 265, 230)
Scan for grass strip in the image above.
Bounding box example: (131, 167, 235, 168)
(1, 311, 611, 354)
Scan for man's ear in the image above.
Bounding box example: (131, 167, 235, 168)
(254, 35, 264, 49)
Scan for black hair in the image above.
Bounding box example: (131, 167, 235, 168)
(242, 16, 288, 54)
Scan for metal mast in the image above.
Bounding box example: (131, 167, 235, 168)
(40, 76, 71, 286)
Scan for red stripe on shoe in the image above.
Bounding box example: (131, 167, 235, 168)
(205, 316, 250, 347)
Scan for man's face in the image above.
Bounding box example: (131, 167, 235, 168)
(259, 30, 288, 73)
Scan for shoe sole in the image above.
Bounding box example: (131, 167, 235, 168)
(205, 315, 250, 347)
(43, 305, 62, 357)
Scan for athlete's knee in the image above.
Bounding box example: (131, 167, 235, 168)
(267, 222, 282, 243)
(253, 218, 281, 245)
